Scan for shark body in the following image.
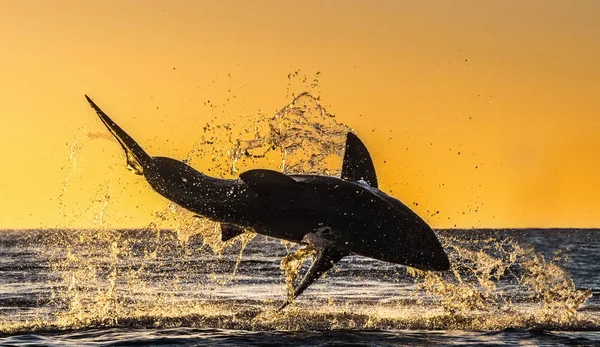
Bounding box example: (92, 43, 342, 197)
(85, 95, 450, 308)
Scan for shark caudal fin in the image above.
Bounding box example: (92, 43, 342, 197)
(85, 95, 152, 175)
(341, 132, 378, 188)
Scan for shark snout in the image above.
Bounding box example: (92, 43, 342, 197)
(429, 256, 451, 271)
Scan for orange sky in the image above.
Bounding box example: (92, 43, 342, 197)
(1, 1, 599, 229)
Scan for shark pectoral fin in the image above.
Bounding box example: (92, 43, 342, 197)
(341, 132, 378, 188)
(279, 247, 348, 310)
(239, 169, 302, 196)
(221, 223, 245, 242)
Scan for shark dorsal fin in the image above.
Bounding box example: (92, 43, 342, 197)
(240, 169, 301, 196)
(221, 223, 245, 242)
(341, 132, 378, 188)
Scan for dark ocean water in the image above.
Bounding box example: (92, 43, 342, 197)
(1, 228, 599, 346)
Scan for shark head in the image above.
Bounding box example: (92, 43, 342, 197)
(341, 132, 450, 272)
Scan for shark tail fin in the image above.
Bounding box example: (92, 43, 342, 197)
(85, 95, 152, 175)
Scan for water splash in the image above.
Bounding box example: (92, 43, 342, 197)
(410, 233, 593, 329)
(166, 91, 349, 253)
(36, 92, 350, 329)
(280, 247, 316, 304)
(2, 92, 598, 335)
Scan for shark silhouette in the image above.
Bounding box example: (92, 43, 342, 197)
(85, 95, 450, 309)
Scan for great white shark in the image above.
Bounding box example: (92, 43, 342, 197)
(85, 95, 450, 309)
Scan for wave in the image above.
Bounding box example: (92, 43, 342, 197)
(2, 300, 600, 337)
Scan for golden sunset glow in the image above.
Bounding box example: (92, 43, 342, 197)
(1, 1, 599, 229)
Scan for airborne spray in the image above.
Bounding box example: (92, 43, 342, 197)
(1, 77, 596, 333)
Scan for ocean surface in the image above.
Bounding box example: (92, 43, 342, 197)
(1, 228, 599, 346)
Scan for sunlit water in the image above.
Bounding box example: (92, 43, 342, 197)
(1, 229, 599, 346)
(2, 93, 599, 345)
